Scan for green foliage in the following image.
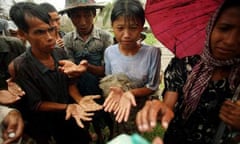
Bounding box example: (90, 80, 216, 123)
(141, 123, 165, 142)
(99, 2, 113, 26)
(143, 33, 159, 46)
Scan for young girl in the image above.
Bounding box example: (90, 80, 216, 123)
(103, 0, 161, 137)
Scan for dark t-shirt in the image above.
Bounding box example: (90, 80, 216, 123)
(13, 47, 70, 111)
(12, 47, 91, 143)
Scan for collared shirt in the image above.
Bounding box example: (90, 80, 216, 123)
(13, 48, 70, 111)
(12, 48, 91, 143)
(63, 26, 113, 96)
(63, 26, 113, 66)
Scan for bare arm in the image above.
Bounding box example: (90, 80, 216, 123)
(69, 83, 82, 104)
(130, 87, 154, 98)
(8, 62, 15, 79)
(87, 63, 105, 77)
(163, 91, 179, 110)
(37, 101, 67, 112)
(68, 83, 102, 110)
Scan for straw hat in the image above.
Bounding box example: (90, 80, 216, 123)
(59, 0, 105, 14)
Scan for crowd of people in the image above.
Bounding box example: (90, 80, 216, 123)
(0, 0, 239, 144)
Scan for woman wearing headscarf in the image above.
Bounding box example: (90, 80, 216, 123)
(136, 0, 240, 143)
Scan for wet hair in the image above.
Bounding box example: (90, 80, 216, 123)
(39, 2, 57, 13)
(9, 2, 51, 33)
(111, 0, 145, 26)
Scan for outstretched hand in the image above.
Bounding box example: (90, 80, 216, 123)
(58, 60, 88, 78)
(103, 87, 136, 123)
(7, 80, 25, 98)
(78, 95, 103, 112)
(136, 100, 174, 132)
(65, 104, 94, 128)
(103, 87, 123, 113)
(0, 80, 25, 104)
(114, 91, 136, 123)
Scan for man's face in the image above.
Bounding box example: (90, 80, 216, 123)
(49, 11, 61, 31)
(69, 9, 95, 36)
(22, 17, 57, 53)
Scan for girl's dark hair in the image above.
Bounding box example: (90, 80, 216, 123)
(111, 0, 145, 26)
(39, 2, 57, 13)
(10, 2, 51, 33)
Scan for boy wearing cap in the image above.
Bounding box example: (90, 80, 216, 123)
(60, 0, 113, 143)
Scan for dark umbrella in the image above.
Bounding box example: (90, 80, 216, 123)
(145, 0, 224, 58)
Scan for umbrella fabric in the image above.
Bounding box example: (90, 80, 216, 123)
(145, 0, 224, 58)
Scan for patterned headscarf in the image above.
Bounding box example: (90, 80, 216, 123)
(182, 0, 240, 119)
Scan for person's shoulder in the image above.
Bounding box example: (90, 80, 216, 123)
(0, 36, 25, 53)
(142, 44, 161, 55)
(0, 36, 22, 46)
(13, 51, 28, 71)
(54, 47, 66, 54)
(106, 44, 117, 50)
(169, 55, 200, 69)
(94, 27, 112, 36)
(63, 31, 75, 39)
(142, 44, 159, 50)
(180, 55, 200, 64)
(53, 47, 68, 59)
(14, 51, 27, 61)
(1, 36, 23, 46)
(105, 44, 117, 53)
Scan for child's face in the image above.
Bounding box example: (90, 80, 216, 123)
(112, 16, 143, 48)
(210, 6, 240, 60)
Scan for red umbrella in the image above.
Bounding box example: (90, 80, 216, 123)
(145, 0, 224, 58)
